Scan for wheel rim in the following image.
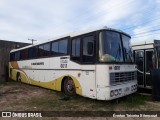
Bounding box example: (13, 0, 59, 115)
(66, 79, 75, 94)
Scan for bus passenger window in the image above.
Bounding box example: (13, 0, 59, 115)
(71, 38, 80, 62)
(43, 43, 50, 56)
(59, 39, 68, 55)
(20, 49, 28, 60)
(28, 47, 38, 59)
(146, 51, 153, 73)
(38, 43, 50, 57)
(51, 42, 58, 55)
(10, 53, 15, 61)
(135, 51, 144, 71)
(82, 36, 94, 63)
(51, 39, 68, 56)
(15, 51, 20, 61)
(38, 45, 44, 57)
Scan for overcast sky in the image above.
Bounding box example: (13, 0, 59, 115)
(0, 0, 160, 44)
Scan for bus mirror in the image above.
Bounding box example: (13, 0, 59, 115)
(87, 42, 93, 55)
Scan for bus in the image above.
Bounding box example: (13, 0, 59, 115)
(9, 27, 137, 100)
(132, 39, 160, 89)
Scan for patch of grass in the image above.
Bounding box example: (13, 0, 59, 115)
(0, 82, 6, 88)
(2, 81, 159, 112)
(120, 93, 151, 108)
(25, 92, 116, 111)
(5, 82, 152, 111)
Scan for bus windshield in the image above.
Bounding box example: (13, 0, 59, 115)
(122, 34, 133, 63)
(99, 31, 133, 63)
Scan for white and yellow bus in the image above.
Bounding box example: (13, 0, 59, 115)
(9, 27, 137, 100)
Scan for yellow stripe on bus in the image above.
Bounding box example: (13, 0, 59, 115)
(9, 68, 82, 95)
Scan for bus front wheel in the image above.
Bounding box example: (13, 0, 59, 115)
(63, 77, 76, 95)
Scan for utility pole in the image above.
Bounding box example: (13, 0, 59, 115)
(28, 39, 37, 44)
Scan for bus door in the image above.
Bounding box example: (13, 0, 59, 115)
(145, 50, 153, 88)
(135, 50, 144, 87)
(81, 35, 96, 98)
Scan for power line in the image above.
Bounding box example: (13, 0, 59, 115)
(126, 24, 160, 36)
(122, 17, 160, 31)
(32, 0, 159, 41)
(131, 31, 160, 39)
(33, 0, 135, 38)
(131, 28, 160, 36)
(51, 0, 156, 35)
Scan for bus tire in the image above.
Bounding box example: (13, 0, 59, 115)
(63, 77, 76, 95)
(17, 72, 21, 82)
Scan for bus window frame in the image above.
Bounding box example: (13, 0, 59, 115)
(70, 32, 97, 64)
(97, 29, 132, 64)
(50, 37, 70, 57)
(9, 37, 70, 62)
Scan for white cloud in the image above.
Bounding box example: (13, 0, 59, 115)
(0, 0, 159, 43)
(131, 0, 160, 42)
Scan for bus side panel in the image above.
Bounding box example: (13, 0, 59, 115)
(9, 57, 98, 98)
(80, 65, 96, 99)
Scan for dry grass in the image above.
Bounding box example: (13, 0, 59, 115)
(0, 81, 159, 112)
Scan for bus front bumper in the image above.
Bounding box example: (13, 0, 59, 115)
(96, 80, 137, 100)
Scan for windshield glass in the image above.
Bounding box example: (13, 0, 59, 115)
(99, 31, 123, 62)
(122, 34, 133, 63)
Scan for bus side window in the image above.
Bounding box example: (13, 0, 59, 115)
(28, 47, 38, 59)
(82, 36, 94, 63)
(71, 38, 81, 62)
(51, 42, 59, 55)
(135, 51, 144, 72)
(15, 51, 20, 61)
(59, 39, 68, 55)
(51, 39, 68, 56)
(20, 49, 28, 60)
(38, 43, 50, 57)
(10, 52, 15, 61)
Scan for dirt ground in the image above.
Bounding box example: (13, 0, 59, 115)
(0, 81, 160, 120)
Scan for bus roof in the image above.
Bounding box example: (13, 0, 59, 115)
(10, 26, 130, 53)
(131, 39, 160, 47)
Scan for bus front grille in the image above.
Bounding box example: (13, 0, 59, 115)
(110, 71, 137, 85)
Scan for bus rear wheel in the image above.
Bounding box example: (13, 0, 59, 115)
(63, 77, 76, 95)
(17, 73, 21, 82)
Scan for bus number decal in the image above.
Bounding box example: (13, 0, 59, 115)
(60, 58, 68, 68)
(114, 66, 120, 70)
(60, 64, 67, 68)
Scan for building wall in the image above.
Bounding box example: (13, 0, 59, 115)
(0, 40, 30, 82)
